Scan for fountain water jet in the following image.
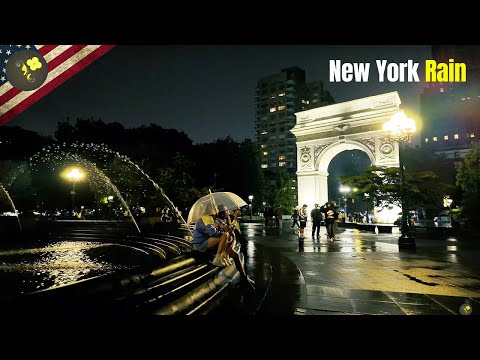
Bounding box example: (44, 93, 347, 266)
(27, 142, 192, 235)
(0, 184, 23, 232)
(59, 154, 142, 234)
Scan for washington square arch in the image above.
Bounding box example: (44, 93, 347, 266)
(290, 91, 403, 224)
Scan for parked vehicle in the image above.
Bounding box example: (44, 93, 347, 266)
(434, 210, 452, 227)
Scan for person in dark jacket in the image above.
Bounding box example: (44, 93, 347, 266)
(311, 203, 322, 239)
(321, 202, 338, 240)
(291, 207, 300, 229)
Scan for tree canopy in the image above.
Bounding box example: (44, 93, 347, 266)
(456, 144, 480, 221)
(340, 165, 452, 216)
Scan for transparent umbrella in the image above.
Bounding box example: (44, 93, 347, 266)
(187, 191, 248, 224)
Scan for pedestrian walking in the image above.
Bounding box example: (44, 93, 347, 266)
(311, 203, 322, 239)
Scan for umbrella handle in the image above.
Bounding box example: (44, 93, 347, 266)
(209, 189, 218, 216)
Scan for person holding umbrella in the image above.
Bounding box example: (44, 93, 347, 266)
(192, 203, 255, 289)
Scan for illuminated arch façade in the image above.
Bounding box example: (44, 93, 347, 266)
(290, 91, 403, 223)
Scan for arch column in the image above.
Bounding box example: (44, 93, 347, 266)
(297, 170, 328, 208)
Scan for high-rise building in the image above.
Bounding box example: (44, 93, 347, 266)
(420, 45, 480, 163)
(254, 66, 334, 202)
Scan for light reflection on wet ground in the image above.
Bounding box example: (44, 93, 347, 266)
(2, 221, 480, 315)
(235, 221, 480, 315)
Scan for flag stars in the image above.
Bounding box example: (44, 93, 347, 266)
(2, 68, 5, 73)
(6, 50, 11, 55)
(26, 45, 31, 49)
(4, 59, 8, 64)
(1, 76, 5, 82)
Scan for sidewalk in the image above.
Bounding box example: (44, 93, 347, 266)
(235, 221, 480, 315)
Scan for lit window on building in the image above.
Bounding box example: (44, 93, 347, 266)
(279, 162, 286, 167)
(278, 105, 286, 111)
(306, 100, 310, 104)
(261, 131, 268, 135)
(301, 100, 306, 104)
(291, 187, 296, 190)
(454, 134, 459, 139)
(462, 98, 466, 101)
(261, 164, 268, 168)
(433, 137, 438, 142)
(292, 179, 296, 183)
(440, 88, 444, 92)
(444, 135, 449, 140)
(424, 138, 429, 143)
(470, 133, 475, 138)
(278, 155, 286, 161)
(312, 99, 318, 103)
(278, 93, 285, 97)
(270, 107, 276, 112)
(261, 144, 266, 149)
(262, 151, 268, 156)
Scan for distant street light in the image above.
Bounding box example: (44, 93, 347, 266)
(339, 185, 351, 215)
(66, 167, 85, 217)
(248, 195, 254, 220)
(383, 111, 417, 248)
(364, 193, 371, 223)
(443, 195, 453, 208)
(443, 195, 453, 225)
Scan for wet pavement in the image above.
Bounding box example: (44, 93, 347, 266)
(229, 221, 480, 315)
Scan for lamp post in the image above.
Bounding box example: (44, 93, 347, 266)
(248, 195, 253, 220)
(364, 193, 370, 224)
(383, 111, 417, 248)
(443, 195, 453, 209)
(66, 168, 85, 217)
(339, 185, 351, 215)
(443, 195, 453, 225)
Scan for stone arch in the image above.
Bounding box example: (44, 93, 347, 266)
(316, 140, 375, 173)
(290, 91, 403, 223)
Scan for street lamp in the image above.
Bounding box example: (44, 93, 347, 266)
(383, 111, 417, 248)
(66, 167, 85, 217)
(339, 185, 351, 215)
(248, 195, 254, 220)
(364, 193, 371, 223)
(443, 195, 453, 209)
(443, 195, 453, 225)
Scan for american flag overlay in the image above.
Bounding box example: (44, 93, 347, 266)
(0, 45, 115, 127)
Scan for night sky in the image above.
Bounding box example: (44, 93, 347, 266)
(10, 45, 432, 144)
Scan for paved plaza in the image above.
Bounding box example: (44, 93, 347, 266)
(214, 221, 480, 315)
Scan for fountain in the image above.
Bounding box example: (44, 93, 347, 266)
(63, 156, 142, 233)
(24, 142, 191, 234)
(0, 141, 245, 315)
(0, 183, 22, 232)
(116, 155, 189, 227)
